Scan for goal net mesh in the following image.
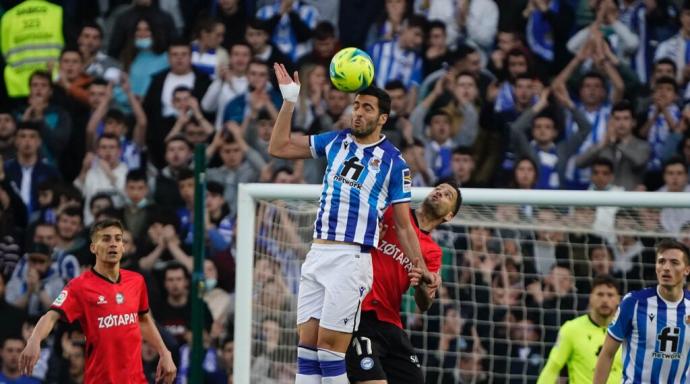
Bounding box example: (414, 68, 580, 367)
(248, 198, 689, 383)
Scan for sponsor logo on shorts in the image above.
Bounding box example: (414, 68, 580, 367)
(360, 357, 374, 370)
(97, 312, 138, 329)
(53, 290, 67, 307)
(410, 355, 420, 367)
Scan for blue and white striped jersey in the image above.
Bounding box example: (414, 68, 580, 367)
(256, 1, 319, 62)
(309, 129, 411, 247)
(368, 39, 423, 89)
(609, 286, 690, 383)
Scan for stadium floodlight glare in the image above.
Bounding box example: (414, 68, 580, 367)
(234, 183, 690, 384)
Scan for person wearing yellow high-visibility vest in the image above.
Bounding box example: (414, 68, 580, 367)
(1, 0, 64, 98)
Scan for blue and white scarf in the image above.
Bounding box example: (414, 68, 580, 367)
(526, 0, 559, 62)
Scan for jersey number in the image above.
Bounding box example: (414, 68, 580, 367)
(352, 336, 373, 356)
(658, 326, 680, 353)
(340, 157, 364, 181)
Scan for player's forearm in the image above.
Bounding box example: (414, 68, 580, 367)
(28, 310, 60, 345)
(395, 225, 428, 272)
(140, 313, 171, 355)
(413, 284, 434, 312)
(268, 101, 295, 157)
(593, 354, 614, 384)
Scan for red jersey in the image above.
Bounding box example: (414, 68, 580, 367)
(50, 269, 149, 384)
(362, 207, 442, 329)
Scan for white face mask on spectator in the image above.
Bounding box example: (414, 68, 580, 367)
(135, 37, 152, 50)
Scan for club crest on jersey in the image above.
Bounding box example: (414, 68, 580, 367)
(115, 293, 125, 304)
(360, 357, 374, 370)
(368, 157, 381, 173)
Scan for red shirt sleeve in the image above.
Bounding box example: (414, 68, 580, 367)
(138, 275, 149, 314)
(50, 281, 82, 323)
(423, 242, 443, 274)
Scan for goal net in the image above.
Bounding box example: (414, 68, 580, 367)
(234, 185, 690, 384)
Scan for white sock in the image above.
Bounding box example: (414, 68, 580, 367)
(296, 346, 321, 384)
(318, 348, 348, 384)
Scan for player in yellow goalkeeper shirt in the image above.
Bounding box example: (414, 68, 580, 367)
(537, 275, 623, 384)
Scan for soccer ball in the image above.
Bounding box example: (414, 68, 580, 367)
(329, 47, 375, 93)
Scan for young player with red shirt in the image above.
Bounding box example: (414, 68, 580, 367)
(346, 181, 462, 383)
(19, 219, 177, 384)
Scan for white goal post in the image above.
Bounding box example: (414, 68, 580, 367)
(233, 183, 690, 384)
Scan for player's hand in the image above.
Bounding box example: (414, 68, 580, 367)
(274, 63, 300, 102)
(156, 350, 177, 384)
(408, 264, 423, 287)
(19, 339, 41, 376)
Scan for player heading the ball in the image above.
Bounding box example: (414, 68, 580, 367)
(19, 219, 176, 384)
(594, 239, 690, 383)
(269, 62, 436, 384)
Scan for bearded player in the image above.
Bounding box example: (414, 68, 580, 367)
(346, 181, 461, 383)
(19, 219, 176, 383)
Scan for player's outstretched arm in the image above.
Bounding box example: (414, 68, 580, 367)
(268, 62, 311, 160)
(392, 203, 433, 285)
(20, 309, 60, 375)
(593, 334, 621, 384)
(140, 312, 177, 384)
(410, 266, 440, 311)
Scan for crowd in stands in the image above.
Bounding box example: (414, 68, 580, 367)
(0, 0, 690, 383)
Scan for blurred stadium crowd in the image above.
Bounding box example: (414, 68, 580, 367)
(1, 0, 690, 383)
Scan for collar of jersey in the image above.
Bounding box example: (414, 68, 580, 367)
(656, 285, 685, 306)
(91, 267, 121, 284)
(348, 133, 386, 148)
(411, 209, 430, 235)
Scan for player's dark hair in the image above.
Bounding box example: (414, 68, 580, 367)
(356, 86, 391, 116)
(591, 157, 614, 173)
(435, 178, 463, 217)
(89, 218, 124, 240)
(654, 76, 678, 93)
(591, 274, 620, 294)
(656, 239, 690, 265)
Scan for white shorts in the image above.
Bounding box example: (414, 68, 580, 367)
(296, 243, 373, 333)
